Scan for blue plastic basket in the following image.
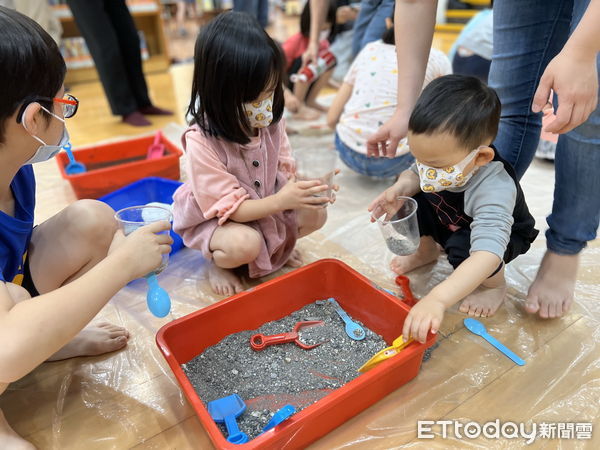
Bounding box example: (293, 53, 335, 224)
(99, 177, 184, 255)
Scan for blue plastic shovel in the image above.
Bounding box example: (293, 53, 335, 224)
(63, 143, 86, 174)
(464, 318, 526, 366)
(208, 394, 249, 444)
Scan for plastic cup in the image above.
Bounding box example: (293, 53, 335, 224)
(114, 205, 173, 274)
(374, 197, 419, 256)
(295, 148, 337, 200)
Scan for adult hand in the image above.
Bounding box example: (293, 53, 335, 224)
(366, 109, 410, 158)
(532, 48, 599, 134)
(302, 41, 319, 68)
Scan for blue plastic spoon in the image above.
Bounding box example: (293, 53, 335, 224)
(464, 318, 525, 366)
(63, 143, 86, 175)
(328, 298, 365, 340)
(262, 404, 296, 433)
(145, 274, 171, 318)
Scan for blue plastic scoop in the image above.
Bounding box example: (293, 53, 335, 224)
(145, 274, 171, 318)
(327, 298, 365, 340)
(208, 394, 249, 444)
(262, 404, 296, 432)
(464, 318, 525, 366)
(63, 143, 86, 174)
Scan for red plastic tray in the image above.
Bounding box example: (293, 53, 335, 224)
(55, 134, 183, 199)
(156, 259, 436, 449)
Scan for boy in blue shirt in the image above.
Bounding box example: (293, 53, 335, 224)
(0, 7, 172, 448)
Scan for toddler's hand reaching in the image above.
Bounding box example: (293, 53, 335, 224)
(276, 177, 331, 210)
(402, 296, 444, 344)
(108, 221, 173, 281)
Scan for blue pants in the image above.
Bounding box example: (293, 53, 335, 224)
(335, 133, 413, 178)
(232, 0, 269, 28)
(351, 0, 395, 56)
(489, 0, 600, 255)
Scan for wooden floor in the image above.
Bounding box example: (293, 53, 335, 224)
(2, 9, 599, 450)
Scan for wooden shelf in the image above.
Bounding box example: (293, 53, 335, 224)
(55, 0, 170, 85)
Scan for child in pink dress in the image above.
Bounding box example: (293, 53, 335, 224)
(173, 12, 334, 295)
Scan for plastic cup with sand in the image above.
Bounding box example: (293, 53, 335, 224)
(294, 148, 337, 203)
(372, 196, 419, 256)
(114, 205, 173, 317)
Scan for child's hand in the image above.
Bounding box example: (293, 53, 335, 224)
(368, 183, 410, 222)
(108, 221, 173, 281)
(402, 297, 445, 344)
(276, 178, 331, 210)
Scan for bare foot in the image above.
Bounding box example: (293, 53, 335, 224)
(208, 263, 244, 296)
(390, 236, 439, 275)
(305, 101, 328, 113)
(285, 249, 303, 268)
(0, 409, 35, 450)
(526, 251, 578, 318)
(293, 105, 321, 121)
(48, 322, 129, 361)
(459, 283, 507, 317)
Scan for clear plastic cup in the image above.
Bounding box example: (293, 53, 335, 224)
(295, 148, 337, 199)
(374, 197, 419, 256)
(114, 205, 173, 274)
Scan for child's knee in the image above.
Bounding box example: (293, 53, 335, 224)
(218, 227, 262, 266)
(298, 208, 327, 237)
(65, 200, 117, 244)
(6, 283, 31, 304)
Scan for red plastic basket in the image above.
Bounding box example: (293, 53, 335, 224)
(55, 134, 183, 199)
(156, 259, 436, 449)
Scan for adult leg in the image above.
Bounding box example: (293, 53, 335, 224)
(351, 0, 379, 57)
(103, 0, 153, 109)
(359, 0, 394, 51)
(527, 0, 600, 318)
(66, 0, 139, 116)
(489, 0, 572, 178)
(28, 200, 129, 360)
(208, 222, 263, 295)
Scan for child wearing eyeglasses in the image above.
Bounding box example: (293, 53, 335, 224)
(0, 8, 172, 447)
(368, 75, 539, 343)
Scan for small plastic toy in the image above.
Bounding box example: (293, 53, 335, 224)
(207, 394, 249, 444)
(327, 298, 365, 340)
(262, 404, 297, 432)
(290, 50, 336, 83)
(63, 143, 86, 175)
(395, 275, 417, 306)
(358, 335, 413, 373)
(250, 321, 324, 350)
(146, 131, 165, 160)
(464, 318, 526, 366)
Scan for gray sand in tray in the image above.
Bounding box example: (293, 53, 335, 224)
(182, 301, 387, 440)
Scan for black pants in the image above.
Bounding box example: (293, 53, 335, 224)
(452, 53, 491, 84)
(67, 0, 152, 115)
(413, 193, 531, 272)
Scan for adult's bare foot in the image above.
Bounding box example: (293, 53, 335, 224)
(459, 283, 507, 317)
(208, 263, 244, 296)
(48, 322, 129, 361)
(526, 251, 578, 318)
(285, 249, 303, 268)
(390, 236, 439, 275)
(0, 409, 34, 450)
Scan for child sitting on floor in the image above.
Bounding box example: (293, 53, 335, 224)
(327, 15, 451, 178)
(368, 75, 539, 343)
(0, 7, 172, 448)
(282, 0, 337, 120)
(173, 12, 336, 296)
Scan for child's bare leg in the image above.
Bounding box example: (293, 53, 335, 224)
(525, 251, 577, 319)
(390, 236, 440, 274)
(459, 265, 507, 317)
(288, 206, 328, 267)
(28, 200, 129, 360)
(305, 69, 333, 112)
(209, 222, 262, 295)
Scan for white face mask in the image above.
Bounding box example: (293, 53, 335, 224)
(319, 30, 330, 42)
(244, 94, 274, 128)
(22, 104, 70, 165)
(416, 148, 481, 193)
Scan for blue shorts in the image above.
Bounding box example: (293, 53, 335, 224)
(334, 132, 414, 179)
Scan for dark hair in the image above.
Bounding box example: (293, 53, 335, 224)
(382, 22, 394, 45)
(300, 0, 337, 40)
(187, 12, 285, 145)
(408, 75, 501, 149)
(0, 6, 66, 143)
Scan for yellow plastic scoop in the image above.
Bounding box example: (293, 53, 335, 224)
(358, 335, 413, 373)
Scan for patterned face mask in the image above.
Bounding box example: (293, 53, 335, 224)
(416, 147, 482, 193)
(244, 93, 274, 128)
